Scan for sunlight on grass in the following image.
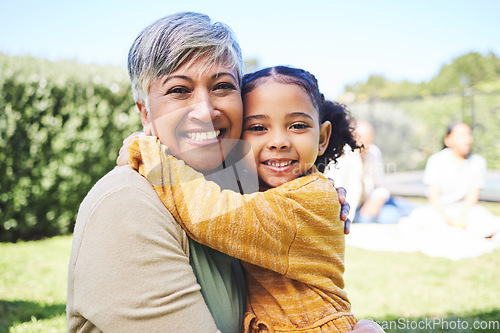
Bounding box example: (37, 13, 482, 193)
(8, 316, 66, 333)
(345, 245, 500, 332)
(1, 232, 499, 332)
(0, 236, 71, 332)
(482, 201, 500, 215)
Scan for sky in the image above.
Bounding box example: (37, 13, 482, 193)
(1, 0, 499, 98)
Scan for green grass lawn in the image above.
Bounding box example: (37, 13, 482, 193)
(345, 247, 500, 332)
(343, 200, 500, 332)
(1, 204, 500, 332)
(0, 236, 68, 333)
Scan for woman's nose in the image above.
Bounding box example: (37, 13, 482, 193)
(188, 92, 221, 122)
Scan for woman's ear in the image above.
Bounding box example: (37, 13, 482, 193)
(136, 102, 153, 135)
(318, 121, 332, 156)
(443, 133, 452, 148)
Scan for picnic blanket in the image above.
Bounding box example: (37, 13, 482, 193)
(346, 221, 500, 261)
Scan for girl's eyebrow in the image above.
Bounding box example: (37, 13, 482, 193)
(244, 114, 268, 122)
(244, 112, 314, 122)
(287, 112, 314, 120)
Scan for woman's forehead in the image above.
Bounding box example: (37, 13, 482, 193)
(168, 55, 238, 80)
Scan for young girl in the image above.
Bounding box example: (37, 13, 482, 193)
(127, 66, 360, 332)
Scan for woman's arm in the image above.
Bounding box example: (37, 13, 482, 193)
(68, 167, 220, 332)
(456, 186, 481, 228)
(462, 187, 481, 208)
(427, 184, 456, 226)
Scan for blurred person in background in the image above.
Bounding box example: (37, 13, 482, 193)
(325, 119, 413, 224)
(417, 121, 500, 238)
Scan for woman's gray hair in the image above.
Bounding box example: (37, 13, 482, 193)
(128, 12, 242, 106)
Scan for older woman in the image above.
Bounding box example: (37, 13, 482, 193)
(67, 12, 383, 333)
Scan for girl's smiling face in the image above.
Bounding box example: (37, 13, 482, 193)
(242, 80, 331, 190)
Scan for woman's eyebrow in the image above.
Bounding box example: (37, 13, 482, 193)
(213, 72, 237, 80)
(162, 75, 192, 85)
(161, 72, 236, 85)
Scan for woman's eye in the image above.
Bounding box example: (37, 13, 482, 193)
(214, 82, 236, 91)
(167, 86, 190, 95)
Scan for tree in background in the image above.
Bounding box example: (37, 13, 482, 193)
(339, 52, 500, 172)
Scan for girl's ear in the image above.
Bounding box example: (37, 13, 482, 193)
(136, 102, 153, 135)
(318, 120, 332, 156)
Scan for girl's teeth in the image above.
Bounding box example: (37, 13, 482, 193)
(186, 130, 220, 141)
(269, 161, 292, 167)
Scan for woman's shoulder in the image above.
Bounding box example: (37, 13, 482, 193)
(469, 153, 486, 163)
(83, 166, 159, 205)
(76, 166, 186, 241)
(426, 148, 452, 166)
(430, 148, 450, 158)
(468, 153, 487, 169)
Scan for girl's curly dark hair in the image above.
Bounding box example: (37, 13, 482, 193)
(315, 100, 359, 172)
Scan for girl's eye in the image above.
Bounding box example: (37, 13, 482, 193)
(246, 124, 267, 132)
(291, 123, 310, 130)
(167, 86, 190, 95)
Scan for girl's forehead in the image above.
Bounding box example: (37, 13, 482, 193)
(243, 81, 319, 119)
(244, 80, 308, 100)
(246, 81, 316, 108)
(249, 79, 304, 93)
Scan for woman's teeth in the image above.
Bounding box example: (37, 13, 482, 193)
(186, 130, 221, 141)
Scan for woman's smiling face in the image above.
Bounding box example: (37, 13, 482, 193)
(137, 56, 243, 172)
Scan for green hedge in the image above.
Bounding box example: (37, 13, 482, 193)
(0, 54, 141, 242)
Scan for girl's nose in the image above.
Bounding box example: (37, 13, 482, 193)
(268, 130, 291, 150)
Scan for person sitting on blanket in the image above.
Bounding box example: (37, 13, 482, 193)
(408, 121, 500, 239)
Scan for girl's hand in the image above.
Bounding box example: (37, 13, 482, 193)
(328, 179, 351, 235)
(116, 132, 145, 167)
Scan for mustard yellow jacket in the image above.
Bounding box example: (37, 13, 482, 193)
(128, 136, 356, 332)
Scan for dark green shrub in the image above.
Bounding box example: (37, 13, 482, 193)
(0, 54, 141, 242)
